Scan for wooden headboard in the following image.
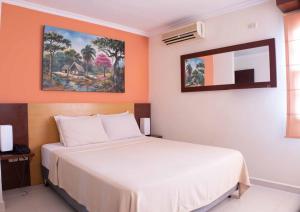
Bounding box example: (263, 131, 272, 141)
(0, 103, 150, 185)
(27, 103, 150, 185)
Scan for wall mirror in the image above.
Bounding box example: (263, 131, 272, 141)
(181, 38, 276, 92)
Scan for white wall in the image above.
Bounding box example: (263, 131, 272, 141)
(213, 52, 234, 85)
(234, 52, 270, 82)
(150, 1, 300, 187)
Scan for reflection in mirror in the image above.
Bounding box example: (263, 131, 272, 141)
(184, 46, 270, 86)
(234, 46, 270, 84)
(181, 39, 276, 92)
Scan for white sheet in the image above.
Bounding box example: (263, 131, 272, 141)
(42, 141, 122, 169)
(43, 137, 250, 212)
(41, 142, 64, 169)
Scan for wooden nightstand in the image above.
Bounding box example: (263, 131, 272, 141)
(146, 134, 163, 138)
(0, 152, 35, 190)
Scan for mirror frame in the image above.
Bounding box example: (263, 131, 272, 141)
(180, 38, 277, 92)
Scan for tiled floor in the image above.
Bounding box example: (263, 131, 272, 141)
(210, 185, 300, 212)
(3, 184, 300, 212)
(4, 185, 73, 212)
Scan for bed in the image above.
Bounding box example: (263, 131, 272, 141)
(41, 136, 250, 212)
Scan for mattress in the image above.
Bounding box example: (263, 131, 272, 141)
(42, 136, 250, 212)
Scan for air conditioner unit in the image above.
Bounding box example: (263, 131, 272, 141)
(162, 21, 205, 45)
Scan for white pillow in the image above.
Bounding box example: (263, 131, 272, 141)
(54, 115, 92, 144)
(98, 111, 128, 117)
(58, 116, 109, 147)
(100, 113, 142, 140)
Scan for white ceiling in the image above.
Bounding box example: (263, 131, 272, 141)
(6, 0, 271, 35)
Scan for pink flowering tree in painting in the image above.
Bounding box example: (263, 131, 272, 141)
(95, 53, 113, 78)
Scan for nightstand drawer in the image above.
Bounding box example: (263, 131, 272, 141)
(1, 159, 30, 190)
(0, 153, 35, 190)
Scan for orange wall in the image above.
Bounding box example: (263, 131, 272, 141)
(0, 4, 149, 103)
(202, 56, 214, 86)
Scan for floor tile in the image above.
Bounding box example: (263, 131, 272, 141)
(211, 185, 300, 212)
(3, 184, 300, 212)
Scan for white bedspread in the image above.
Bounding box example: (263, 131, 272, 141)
(46, 136, 250, 212)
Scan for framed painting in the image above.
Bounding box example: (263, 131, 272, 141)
(184, 58, 205, 87)
(42, 26, 125, 92)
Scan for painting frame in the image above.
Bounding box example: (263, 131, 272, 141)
(42, 25, 125, 93)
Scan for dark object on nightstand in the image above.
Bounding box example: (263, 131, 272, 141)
(13, 144, 30, 154)
(146, 134, 163, 138)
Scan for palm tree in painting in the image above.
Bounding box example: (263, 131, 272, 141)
(44, 32, 71, 79)
(65, 49, 82, 64)
(81, 45, 96, 76)
(185, 63, 193, 85)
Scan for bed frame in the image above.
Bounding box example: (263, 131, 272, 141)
(30, 102, 239, 211)
(42, 166, 239, 212)
(0, 103, 241, 211)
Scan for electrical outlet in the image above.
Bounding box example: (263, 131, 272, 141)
(248, 22, 258, 29)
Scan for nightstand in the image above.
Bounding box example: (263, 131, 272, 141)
(0, 152, 35, 190)
(146, 134, 163, 138)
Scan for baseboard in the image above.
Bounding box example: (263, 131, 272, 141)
(250, 177, 300, 194)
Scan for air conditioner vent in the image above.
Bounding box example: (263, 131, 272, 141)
(162, 22, 205, 45)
